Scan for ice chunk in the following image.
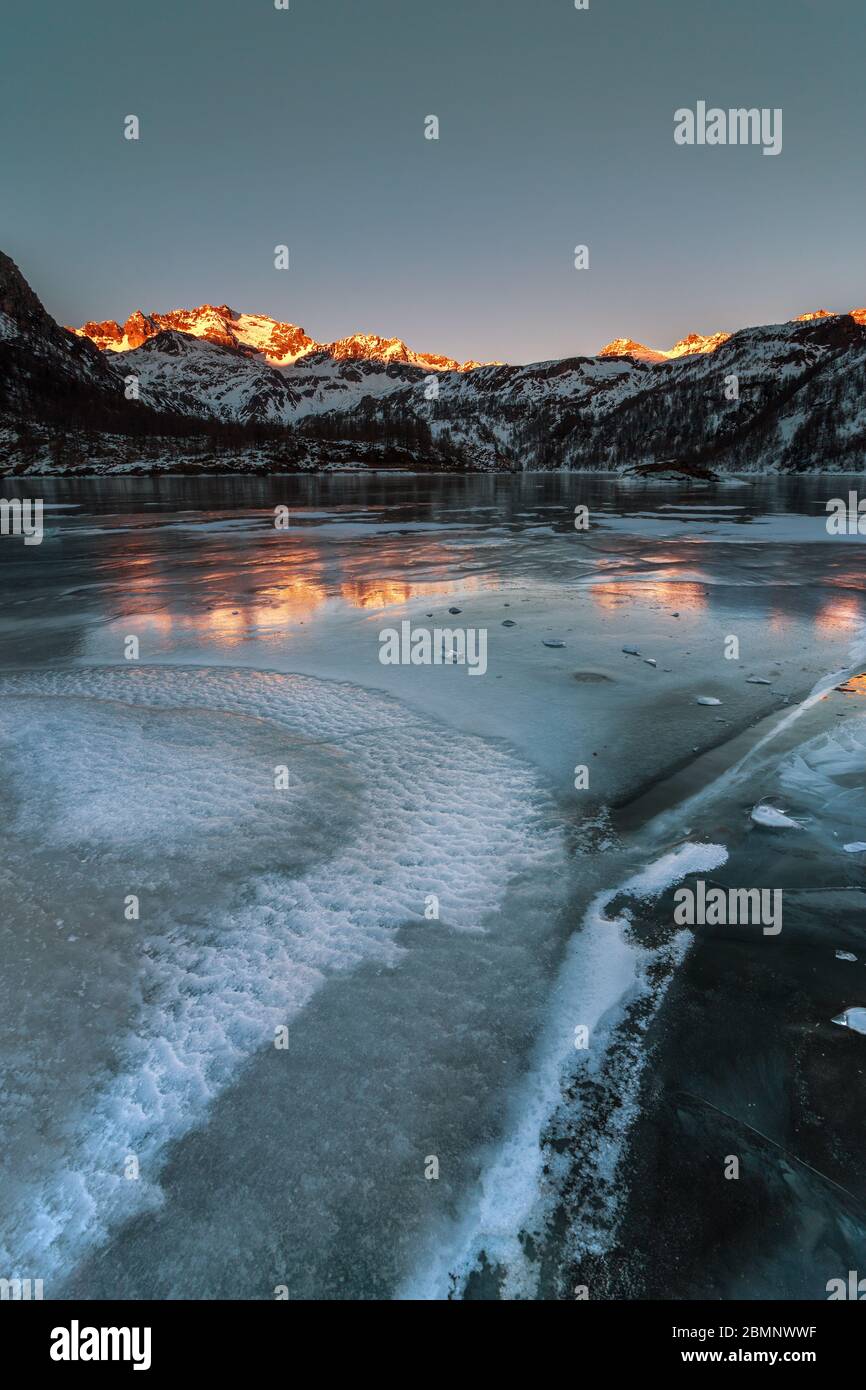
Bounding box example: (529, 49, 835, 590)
(831, 1007, 866, 1035)
(696, 696, 722, 706)
(751, 804, 803, 829)
(643, 658, 657, 667)
(835, 951, 858, 962)
(777, 723, 866, 857)
(622, 645, 640, 656)
(542, 638, 565, 648)
(746, 677, 772, 685)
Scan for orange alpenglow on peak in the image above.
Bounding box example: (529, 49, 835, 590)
(597, 337, 666, 362)
(597, 330, 731, 362)
(598, 309, 866, 362)
(68, 304, 494, 371)
(667, 331, 732, 357)
(795, 308, 866, 325)
(71, 306, 316, 362)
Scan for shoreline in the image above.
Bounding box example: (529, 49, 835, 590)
(2, 465, 865, 481)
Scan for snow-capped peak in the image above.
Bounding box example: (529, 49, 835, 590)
(597, 337, 668, 363)
(69, 305, 316, 364)
(598, 330, 731, 362)
(666, 330, 732, 357)
(69, 306, 489, 372)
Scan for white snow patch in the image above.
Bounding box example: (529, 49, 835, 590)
(400, 840, 727, 1300)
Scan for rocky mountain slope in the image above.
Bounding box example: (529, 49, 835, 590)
(2, 251, 864, 475)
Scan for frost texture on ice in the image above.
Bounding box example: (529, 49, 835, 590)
(0, 666, 561, 1284)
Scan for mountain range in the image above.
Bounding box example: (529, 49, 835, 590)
(1, 251, 864, 475)
(69, 304, 490, 372)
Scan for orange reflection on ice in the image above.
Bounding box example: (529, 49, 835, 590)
(339, 573, 498, 609)
(815, 594, 863, 635)
(766, 607, 793, 633)
(200, 606, 249, 641)
(251, 580, 328, 624)
(195, 581, 330, 642)
(340, 580, 413, 609)
(589, 576, 707, 613)
(102, 544, 166, 595)
(129, 611, 175, 634)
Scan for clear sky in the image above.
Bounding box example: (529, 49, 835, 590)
(2, 0, 863, 364)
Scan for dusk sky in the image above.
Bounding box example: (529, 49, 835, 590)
(3, 0, 864, 364)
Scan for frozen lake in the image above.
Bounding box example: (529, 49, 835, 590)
(1, 471, 864, 1299)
